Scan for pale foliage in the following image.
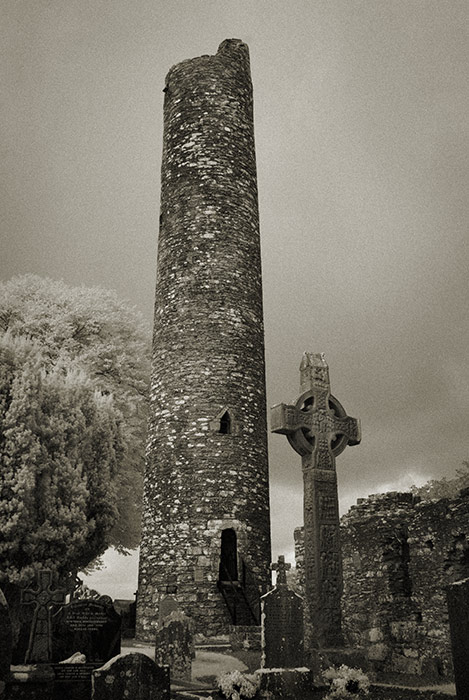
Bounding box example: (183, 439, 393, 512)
(217, 670, 260, 700)
(0, 332, 122, 584)
(0, 274, 151, 550)
(411, 461, 469, 501)
(323, 665, 370, 699)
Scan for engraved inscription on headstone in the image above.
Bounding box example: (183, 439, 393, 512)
(271, 352, 361, 651)
(53, 664, 95, 682)
(66, 606, 110, 631)
(52, 598, 121, 664)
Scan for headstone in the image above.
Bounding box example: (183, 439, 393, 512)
(155, 611, 194, 681)
(0, 589, 12, 697)
(114, 598, 136, 638)
(271, 352, 361, 651)
(92, 653, 170, 700)
(52, 597, 121, 663)
(20, 569, 67, 662)
(51, 597, 121, 700)
(446, 577, 469, 699)
(52, 659, 93, 700)
(261, 556, 304, 668)
(158, 595, 179, 626)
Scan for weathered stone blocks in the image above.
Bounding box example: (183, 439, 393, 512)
(137, 38, 271, 640)
(294, 489, 469, 679)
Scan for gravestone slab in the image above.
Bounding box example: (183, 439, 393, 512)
(50, 598, 120, 700)
(114, 598, 136, 638)
(52, 597, 121, 664)
(155, 611, 194, 681)
(158, 595, 179, 626)
(92, 653, 170, 700)
(261, 556, 304, 668)
(0, 589, 12, 697)
(446, 577, 469, 700)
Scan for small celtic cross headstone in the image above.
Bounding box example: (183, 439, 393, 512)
(271, 555, 291, 587)
(271, 352, 360, 651)
(21, 569, 66, 663)
(262, 555, 304, 668)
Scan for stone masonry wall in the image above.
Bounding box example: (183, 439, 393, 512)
(294, 489, 469, 680)
(136, 40, 271, 641)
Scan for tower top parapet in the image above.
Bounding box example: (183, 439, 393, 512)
(165, 38, 251, 87)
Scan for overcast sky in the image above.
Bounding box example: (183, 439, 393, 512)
(2, 1, 468, 597)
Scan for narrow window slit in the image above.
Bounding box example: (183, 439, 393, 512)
(219, 411, 231, 434)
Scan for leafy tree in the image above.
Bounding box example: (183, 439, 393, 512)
(411, 461, 469, 501)
(0, 274, 151, 551)
(0, 332, 122, 586)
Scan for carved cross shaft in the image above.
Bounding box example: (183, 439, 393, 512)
(271, 353, 361, 652)
(21, 569, 66, 663)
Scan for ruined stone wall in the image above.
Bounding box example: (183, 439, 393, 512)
(136, 40, 271, 641)
(340, 493, 424, 677)
(294, 489, 469, 679)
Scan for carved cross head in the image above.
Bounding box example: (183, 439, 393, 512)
(271, 352, 361, 469)
(21, 569, 66, 609)
(271, 555, 291, 587)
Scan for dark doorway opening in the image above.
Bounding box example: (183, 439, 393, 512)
(219, 528, 238, 581)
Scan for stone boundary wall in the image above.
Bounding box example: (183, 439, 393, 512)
(294, 489, 469, 679)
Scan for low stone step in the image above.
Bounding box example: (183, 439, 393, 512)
(195, 644, 232, 654)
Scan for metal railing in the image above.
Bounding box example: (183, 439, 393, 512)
(217, 560, 260, 625)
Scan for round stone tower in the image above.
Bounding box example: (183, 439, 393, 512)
(136, 39, 271, 640)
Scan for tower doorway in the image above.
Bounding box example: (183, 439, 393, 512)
(219, 529, 238, 581)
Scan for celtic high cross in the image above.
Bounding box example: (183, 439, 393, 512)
(21, 569, 66, 662)
(271, 352, 361, 651)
